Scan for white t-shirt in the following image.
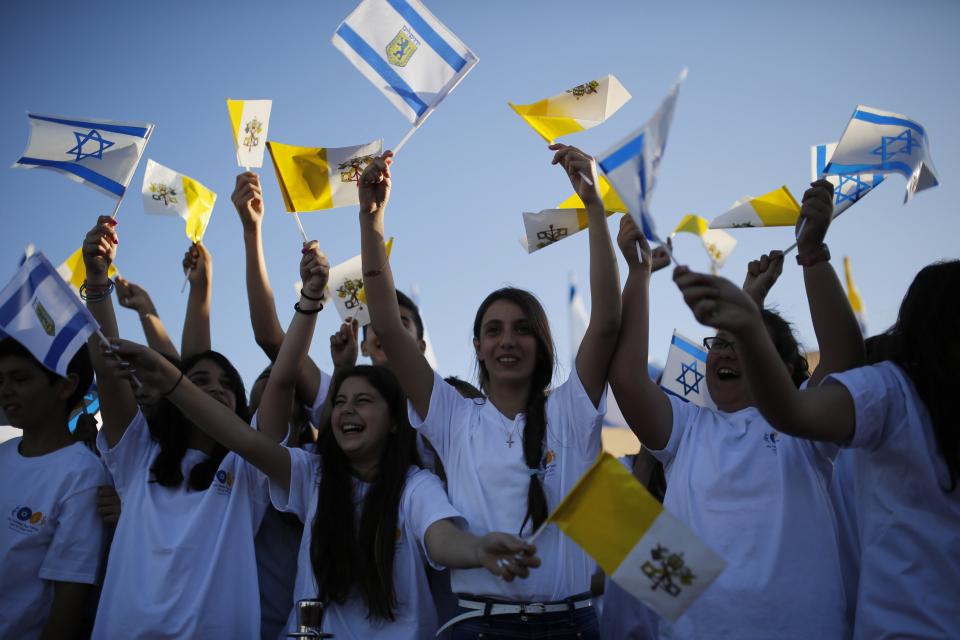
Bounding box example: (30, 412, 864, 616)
(409, 369, 606, 601)
(93, 411, 270, 639)
(651, 395, 847, 640)
(829, 448, 860, 631)
(270, 447, 461, 639)
(0, 438, 109, 638)
(307, 369, 332, 428)
(827, 361, 960, 639)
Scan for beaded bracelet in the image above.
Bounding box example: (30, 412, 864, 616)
(79, 280, 115, 302)
(299, 289, 324, 302)
(294, 301, 323, 315)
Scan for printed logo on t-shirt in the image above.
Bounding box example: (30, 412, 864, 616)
(541, 449, 558, 480)
(763, 431, 780, 454)
(8, 505, 47, 534)
(213, 469, 234, 496)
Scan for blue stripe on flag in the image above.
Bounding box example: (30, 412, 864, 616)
(824, 160, 913, 177)
(0, 262, 48, 325)
(28, 114, 150, 138)
(16, 157, 126, 197)
(336, 23, 429, 118)
(671, 334, 707, 362)
(852, 110, 925, 136)
(43, 311, 89, 371)
(816, 144, 827, 176)
(599, 133, 644, 174)
(386, 0, 467, 72)
(661, 386, 693, 403)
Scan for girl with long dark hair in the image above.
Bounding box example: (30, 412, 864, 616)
(357, 144, 621, 638)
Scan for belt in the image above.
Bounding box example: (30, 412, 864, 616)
(436, 593, 593, 636)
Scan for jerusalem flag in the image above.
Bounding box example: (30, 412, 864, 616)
(708, 186, 800, 229)
(141, 160, 217, 243)
(544, 453, 726, 621)
(267, 140, 383, 213)
(227, 99, 272, 169)
(509, 75, 631, 143)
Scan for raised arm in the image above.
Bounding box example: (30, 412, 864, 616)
(181, 242, 212, 360)
(231, 172, 323, 405)
(82, 216, 138, 447)
(257, 241, 330, 443)
(795, 180, 865, 385)
(674, 267, 855, 442)
(742, 251, 784, 308)
(550, 144, 621, 406)
(104, 339, 292, 488)
(358, 152, 436, 419)
(608, 215, 674, 450)
(114, 276, 179, 361)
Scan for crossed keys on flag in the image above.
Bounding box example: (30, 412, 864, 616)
(243, 118, 263, 152)
(149, 183, 178, 207)
(642, 544, 696, 597)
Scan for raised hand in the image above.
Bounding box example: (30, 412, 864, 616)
(183, 242, 212, 287)
(674, 266, 762, 334)
(651, 238, 673, 274)
(231, 172, 264, 230)
(617, 214, 652, 272)
(330, 320, 359, 370)
(99, 338, 180, 405)
(115, 277, 154, 314)
(796, 179, 835, 256)
(474, 533, 541, 583)
(358, 151, 393, 216)
(549, 143, 601, 208)
(82, 215, 118, 283)
(742, 250, 784, 305)
(299, 241, 330, 299)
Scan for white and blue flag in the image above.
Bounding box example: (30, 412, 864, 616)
(822, 105, 938, 203)
(812, 142, 884, 217)
(0, 253, 98, 377)
(660, 331, 714, 409)
(13, 113, 154, 199)
(332, 0, 478, 126)
(598, 69, 687, 242)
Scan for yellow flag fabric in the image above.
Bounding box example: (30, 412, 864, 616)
(671, 214, 737, 267)
(509, 75, 631, 143)
(56, 248, 118, 294)
(557, 175, 628, 213)
(844, 256, 868, 335)
(267, 139, 383, 213)
(708, 186, 801, 229)
(182, 176, 216, 243)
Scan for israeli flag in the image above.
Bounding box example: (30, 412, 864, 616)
(0, 253, 99, 377)
(332, 0, 479, 126)
(597, 69, 686, 242)
(13, 113, 154, 199)
(822, 105, 938, 203)
(812, 142, 885, 217)
(660, 331, 714, 409)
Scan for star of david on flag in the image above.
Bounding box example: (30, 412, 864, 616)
(811, 142, 884, 217)
(660, 331, 714, 409)
(821, 105, 938, 203)
(13, 113, 154, 199)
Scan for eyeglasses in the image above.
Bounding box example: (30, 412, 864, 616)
(703, 336, 736, 352)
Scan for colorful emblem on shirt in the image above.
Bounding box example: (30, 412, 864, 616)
(8, 505, 47, 534)
(763, 431, 780, 454)
(385, 27, 420, 67)
(215, 470, 234, 487)
(641, 544, 695, 597)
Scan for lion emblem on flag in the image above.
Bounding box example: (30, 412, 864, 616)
(386, 27, 419, 67)
(33, 300, 55, 336)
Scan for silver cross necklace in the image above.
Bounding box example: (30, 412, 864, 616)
(495, 408, 523, 448)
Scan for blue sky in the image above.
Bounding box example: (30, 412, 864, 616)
(2, 0, 958, 391)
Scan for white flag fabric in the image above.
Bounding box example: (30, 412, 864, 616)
(0, 253, 98, 377)
(519, 209, 591, 253)
(13, 113, 153, 199)
(660, 331, 715, 409)
(811, 142, 885, 217)
(227, 99, 272, 169)
(141, 160, 217, 243)
(568, 273, 589, 366)
(326, 254, 371, 326)
(332, 0, 479, 126)
(822, 105, 938, 203)
(598, 69, 687, 242)
(409, 284, 439, 371)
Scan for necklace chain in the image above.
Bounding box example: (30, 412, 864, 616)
(495, 409, 522, 448)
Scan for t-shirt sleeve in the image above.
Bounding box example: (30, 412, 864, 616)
(406, 371, 470, 461)
(546, 367, 607, 448)
(95, 410, 152, 493)
(824, 363, 900, 451)
(652, 395, 697, 465)
(307, 368, 332, 428)
(40, 466, 109, 585)
(403, 470, 464, 570)
(269, 447, 320, 522)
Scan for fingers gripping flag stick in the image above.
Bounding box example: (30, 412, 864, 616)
(332, 0, 478, 155)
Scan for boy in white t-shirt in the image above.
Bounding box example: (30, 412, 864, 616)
(0, 339, 109, 639)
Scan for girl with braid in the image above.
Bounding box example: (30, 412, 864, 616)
(358, 144, 621, 639)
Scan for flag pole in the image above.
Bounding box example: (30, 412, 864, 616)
(109, 195, 123, 220)
(293, 212, 309, 244)
(95, 330, 142, 388)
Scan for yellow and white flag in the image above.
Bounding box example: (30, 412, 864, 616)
(325, 238, 394, 326)
(267, 140, 383, 213)
(509, 75, 631, 143)
(57, 248, 118, 295)
(844, 256, 867, 336)
(545, 453, 726, 622)
(671, 215, 737, 267)
(557, 174, 628, 213)
(520, 178, 626, 254)
(227, 99, 272, 169)
(142, 159, 217, 243)
(708, 186, 800, 229)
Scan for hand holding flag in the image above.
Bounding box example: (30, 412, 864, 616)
(182, 243, 212, 293)
(300, 241, 331, 302)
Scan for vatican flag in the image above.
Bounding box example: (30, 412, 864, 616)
(671, 215, 736, 267)
(510, 75, 631, 143)
(57, 248, 118, 296)
(267, 140, 383, 213)
(227, 99, 272, 169)
(141, 160, 217, 243)
(844, 256, 868, 336)
(556, 174, 628, 213)
(708, 186, 800, 229)
(326, 238, 394, 326)
(544, 452, 726, 622)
